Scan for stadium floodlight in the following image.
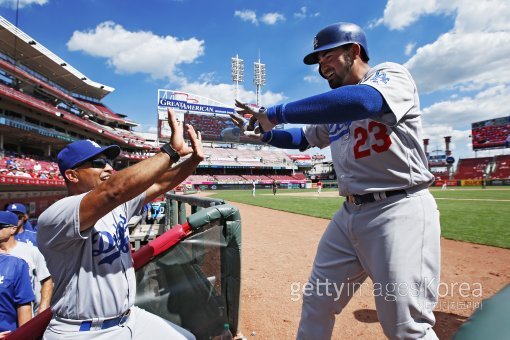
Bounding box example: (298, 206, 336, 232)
(231, 54, 244, 100)
(254, 56, 266, 107)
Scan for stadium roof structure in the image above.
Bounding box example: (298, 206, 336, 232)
(0, 16, 113, 100)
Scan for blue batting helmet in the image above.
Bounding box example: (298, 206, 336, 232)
(303, 22, 369, 65)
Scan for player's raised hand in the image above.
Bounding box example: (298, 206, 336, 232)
(234, 99, 275, 132)
(228, 111, 263, 140)
(167, 108, 193, 157)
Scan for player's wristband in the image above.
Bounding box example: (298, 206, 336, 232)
(160, 143, 180, 163)
(261, 131, 273, 143)
(264, 106, 280, 125)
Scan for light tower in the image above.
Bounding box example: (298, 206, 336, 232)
(253, 55, 266, 107)
(231, 55, 244, 100)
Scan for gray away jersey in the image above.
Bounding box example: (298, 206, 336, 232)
(37, 192, 145, 319)
(304, 62, 433, 196)
(9, 241, 51, 314)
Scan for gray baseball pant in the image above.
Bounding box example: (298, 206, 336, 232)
(43, 306, 196, 339)
(297, 188, 441, 339)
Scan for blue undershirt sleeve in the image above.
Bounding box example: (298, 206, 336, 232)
(262, 128, 309, 151)
(265, 84, 390, 125)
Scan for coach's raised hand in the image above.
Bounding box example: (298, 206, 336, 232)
(167, 108, 192, 157)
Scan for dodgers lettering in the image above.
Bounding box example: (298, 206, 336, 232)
(329, 121, 352, 143)
(92, 214, 130, 265)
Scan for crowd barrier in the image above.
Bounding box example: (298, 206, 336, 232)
(432, 179, 510, 187)
(0, 174, 64, 186)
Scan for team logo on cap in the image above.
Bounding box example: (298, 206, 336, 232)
(88, 140, 101, 148)
(10, 204, 18, 210)
(313, 36, 319, 49)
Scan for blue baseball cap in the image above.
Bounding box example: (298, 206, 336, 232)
(57, 139, 120, 176)
(6, 203, 27, 214)
(0, 211, 18, 226)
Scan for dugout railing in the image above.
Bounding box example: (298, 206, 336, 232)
(165, 191, 226, 227)
(7, 202, 242, 340)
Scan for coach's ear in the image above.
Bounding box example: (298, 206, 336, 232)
(64, 169, 79, 183)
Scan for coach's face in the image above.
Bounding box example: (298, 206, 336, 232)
(66, 156, 114, 192)
(317, 45, 356, 89)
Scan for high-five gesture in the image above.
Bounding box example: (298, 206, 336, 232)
(228, 110, 263, 140)
(167, 108, 203, 160)
(186, 122, 204, 162)
(234, 100, 276, 132)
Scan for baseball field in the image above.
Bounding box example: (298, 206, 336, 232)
(209, 186, 510, 249)
(201, 187, 510, 339)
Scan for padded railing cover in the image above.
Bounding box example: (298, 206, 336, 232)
(7, 204, 242, 340)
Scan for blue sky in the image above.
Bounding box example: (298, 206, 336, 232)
(1, 0, 509, 161)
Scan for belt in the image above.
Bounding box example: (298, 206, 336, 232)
(346, 189, 407, 206)
(78, 309, 131, 331)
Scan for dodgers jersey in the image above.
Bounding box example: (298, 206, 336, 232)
(304, 62, 433, 196)
(37, 192, 145, 319)
(0, 254, 35, 331)
(9, 242, 51, 313)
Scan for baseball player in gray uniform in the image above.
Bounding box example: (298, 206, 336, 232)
(37, 109, 203, 339)
(231, 22, 440, 339)
(3, 229, 52, 315)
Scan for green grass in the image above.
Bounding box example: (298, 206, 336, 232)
(208, 187, 510, 249)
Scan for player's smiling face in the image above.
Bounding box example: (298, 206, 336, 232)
(317, 46, 355, 89)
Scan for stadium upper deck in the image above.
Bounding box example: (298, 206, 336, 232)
(0, 15, 150, 164)
(0, 16, 310, 188)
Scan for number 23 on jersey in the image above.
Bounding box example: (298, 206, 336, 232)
(353, 121, 392, 159)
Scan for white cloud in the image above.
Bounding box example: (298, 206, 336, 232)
(0, 0, 47, 8)
(376, 0, 510, 159)
(294, 6, 307, 19)
(235, 9, 286, 26)
(178, 81, 286, 108)
(378, 0, 455, 30)
(404, 42, 415, 56)
(304, 75, 322, 84)
(380, 0, 510, 31)
(261, 12, 285, 25)
(421, 84, 510, 158)
(405, 31, 510, 93)
(422, 85, 510, 128)
(304, 66, 322, 83)
(293, 6, 320, 19)
(234, 10, 258, 25)
(67, 21, 204, 82)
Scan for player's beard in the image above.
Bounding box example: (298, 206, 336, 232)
(327, 51, 354, 89)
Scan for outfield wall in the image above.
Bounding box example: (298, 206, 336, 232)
(433, 179, 510, 187)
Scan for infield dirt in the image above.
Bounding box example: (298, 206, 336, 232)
(219, 197, 510, 339)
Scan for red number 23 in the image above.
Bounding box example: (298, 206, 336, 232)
(353, 121, 392, 159)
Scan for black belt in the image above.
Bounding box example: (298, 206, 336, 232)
(346, 189, 407, 206)
(78, 309, 131, 331)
